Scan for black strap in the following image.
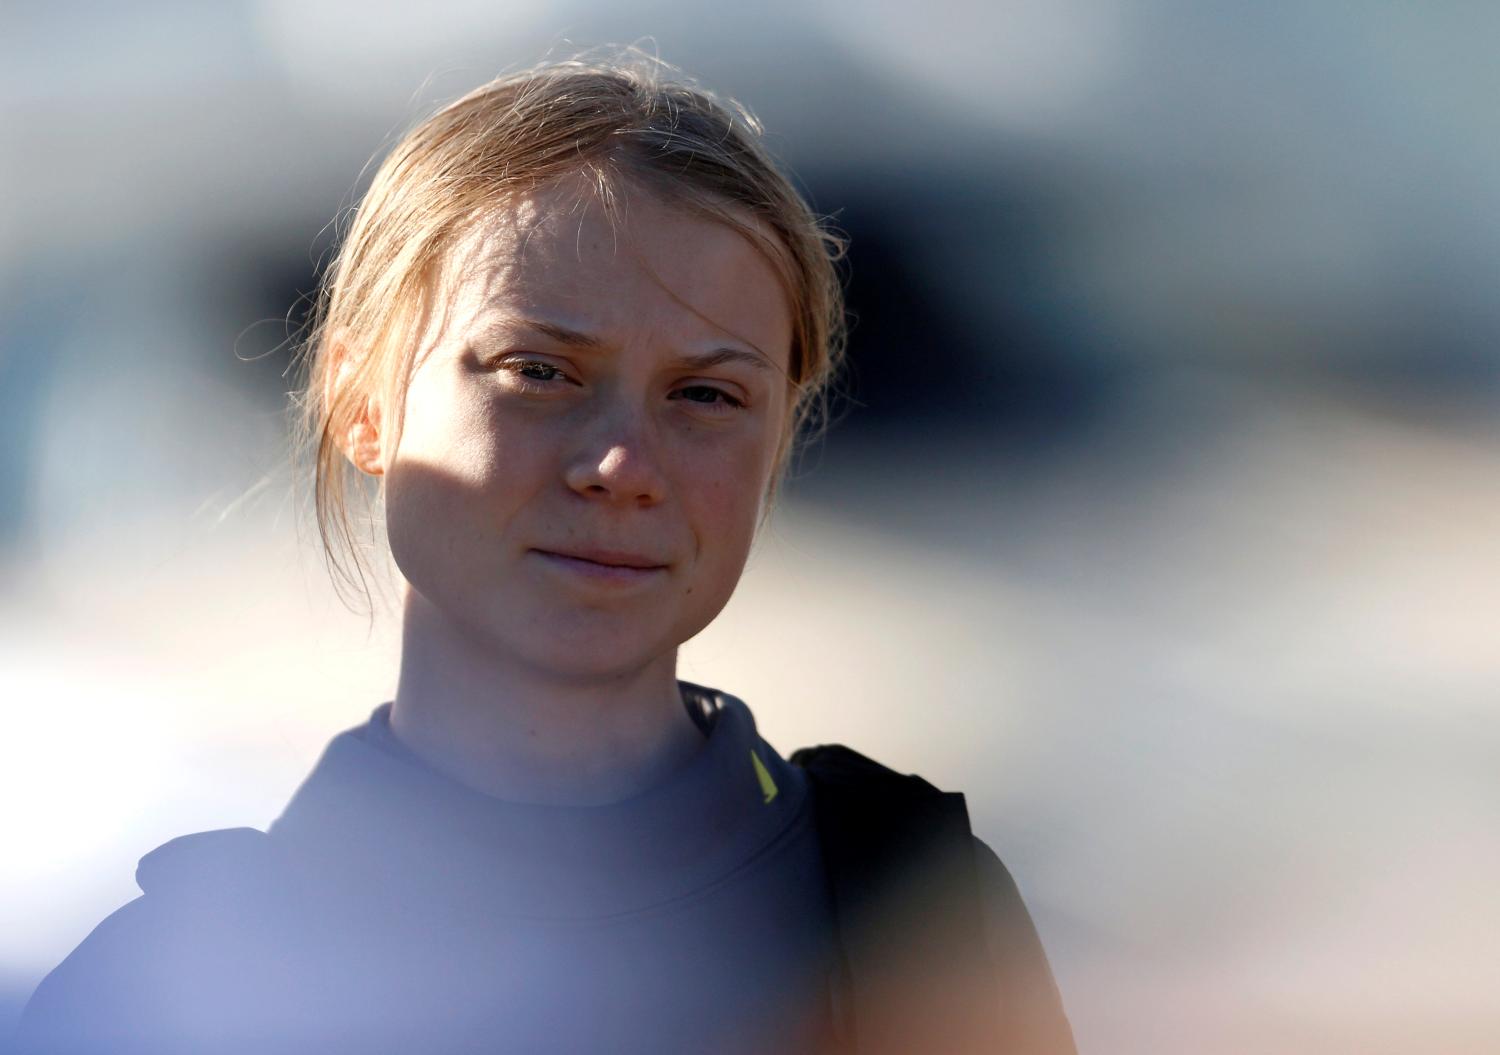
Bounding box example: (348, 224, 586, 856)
(679, 680, 723, 738)
(792, 744, 1006, 1054)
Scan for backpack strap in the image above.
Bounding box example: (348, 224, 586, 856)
(791, 745, 1006, 1054)
(134, 827, 280, 900)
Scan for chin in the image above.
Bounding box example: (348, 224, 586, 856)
(410, 576, 729, 682)
(512, 637, 678, 684)
(489, 608, 688, 682)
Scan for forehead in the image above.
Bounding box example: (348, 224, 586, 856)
(434, 177, 793, 365)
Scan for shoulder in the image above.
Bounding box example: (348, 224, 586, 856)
(790, 741, 971, 849)
(789, 742, 961, 844)
(790, 742, 971, 907)
(133, 826, 281, 895)
(15, 828, 293, 1055)
(792, 744, 1076, 1053)
(789, 742, 944, 795)
(970, 837, 1077, 1052)
(790, 742, 1056, 953)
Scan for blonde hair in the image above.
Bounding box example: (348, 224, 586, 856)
(296, 52, 847, 608)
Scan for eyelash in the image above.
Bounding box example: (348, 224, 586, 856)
(671, 385, 744, 411)
(506, 359, 570, 386)
(499, 358, 745, 412)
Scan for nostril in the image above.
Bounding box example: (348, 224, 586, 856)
(564, 442, 668, 505)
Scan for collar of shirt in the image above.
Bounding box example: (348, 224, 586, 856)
(267, 683, 808, 920)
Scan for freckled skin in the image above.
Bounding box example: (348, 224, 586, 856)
(381, 180, 793, 682)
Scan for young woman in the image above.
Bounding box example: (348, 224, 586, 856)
(17, 55, 1075, 1055)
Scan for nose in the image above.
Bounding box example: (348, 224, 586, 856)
(563, 411, 668, 508)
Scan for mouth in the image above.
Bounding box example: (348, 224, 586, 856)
(531, 548, 670, 583)
(535, 547, 668, 570)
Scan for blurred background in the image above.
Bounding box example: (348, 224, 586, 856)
(2, 2, 1498, 1052)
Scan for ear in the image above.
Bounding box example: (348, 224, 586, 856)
(326, 335, 386, 478)
(346, 400, 385, 478)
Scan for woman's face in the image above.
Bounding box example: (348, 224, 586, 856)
(378, 179, 793, 677)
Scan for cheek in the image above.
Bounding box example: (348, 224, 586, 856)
(383, 457, 477, 566)
(382, 465, 446, 595)
(382, 390, 549, 579)
(397, 382, 507, 482)
(687, 445, 772, 569)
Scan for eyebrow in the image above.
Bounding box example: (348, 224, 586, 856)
(676, 347, 775, 373)
(525, 319, 602, 348)
(510, 317, 776, 373)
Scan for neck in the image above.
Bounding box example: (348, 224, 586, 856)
(388, 590, 705, 806)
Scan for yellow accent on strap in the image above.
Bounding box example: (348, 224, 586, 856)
(750, 749, 779, 804)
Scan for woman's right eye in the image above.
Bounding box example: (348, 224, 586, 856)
(515, 360, 562, 381)
(497, 358, 571, 386)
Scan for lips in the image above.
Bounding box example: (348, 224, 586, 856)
(531, 548, 669, 588)
(532, 547, 669, 571)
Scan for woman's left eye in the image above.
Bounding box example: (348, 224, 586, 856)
(671, 385, 744, 410)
